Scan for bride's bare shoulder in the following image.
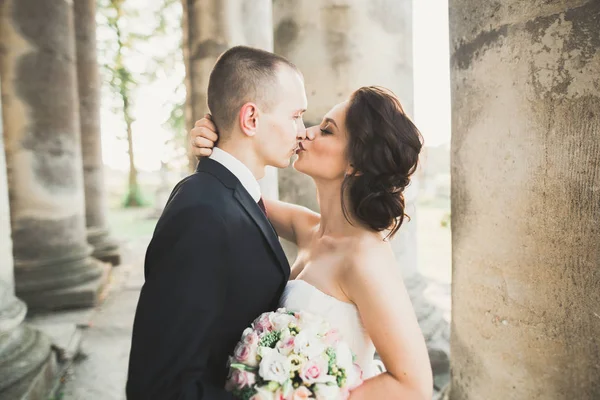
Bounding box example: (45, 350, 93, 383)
(341, 234, 397, 278)
(338, 234, 405, 309)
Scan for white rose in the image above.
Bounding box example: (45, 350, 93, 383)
(258, 348, 290, 384)
(286, 354, 306, 372)
(276, 334, 296, 356)
(314, 383, 341, 400)
(269, 312, 296, 331)
(294, 330, 326, 358)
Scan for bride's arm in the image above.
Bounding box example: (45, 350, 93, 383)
(263, 199, 319, 245)
(341, 248, 433, 400)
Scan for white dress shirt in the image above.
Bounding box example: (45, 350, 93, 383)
(209, 147, 262, 202)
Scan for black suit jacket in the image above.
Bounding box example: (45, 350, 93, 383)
(126, 159, 290, 399)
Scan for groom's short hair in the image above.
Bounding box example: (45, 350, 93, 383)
(207, 46, 299, 136)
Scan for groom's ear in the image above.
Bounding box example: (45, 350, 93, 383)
(239, 102, 259, 137)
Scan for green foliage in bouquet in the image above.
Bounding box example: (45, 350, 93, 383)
(259, 331, 281, 348)
(326, 347, 337, 373)
(237, 387, 257, 400)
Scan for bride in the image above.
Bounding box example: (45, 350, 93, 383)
(191, 86, 432, 399)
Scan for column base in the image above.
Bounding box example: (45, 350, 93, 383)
(0, 332, 56, 400)
(0, 286, 56, 400)
(87, 227, 121, 266)
(17, 260, 110, 312)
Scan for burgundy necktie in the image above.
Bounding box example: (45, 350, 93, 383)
(257, 197, 268, 218)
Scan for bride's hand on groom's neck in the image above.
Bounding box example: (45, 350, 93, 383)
(190, 114, 219, 158)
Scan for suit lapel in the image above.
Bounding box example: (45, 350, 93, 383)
(234, 188, 290, 279)
(197, 158, 290, 278)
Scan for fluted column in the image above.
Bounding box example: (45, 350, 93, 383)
(0, 0, 107, 311)
(449, 1, 600, 398)
(74, 0, 121, 266)
(182, 0, 278, 198)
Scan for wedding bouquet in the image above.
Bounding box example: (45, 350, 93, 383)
(225, 308, 363, 400)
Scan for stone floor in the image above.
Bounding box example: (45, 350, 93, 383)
(55, 205, 451, 399)
(57, 236, 148, 400)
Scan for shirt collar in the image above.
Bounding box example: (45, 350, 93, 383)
(209, 147, 262, 202)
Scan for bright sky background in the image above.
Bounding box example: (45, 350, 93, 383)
(101, 0, 451, 172)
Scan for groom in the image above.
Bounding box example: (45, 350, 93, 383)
(126, 46, 308, 399)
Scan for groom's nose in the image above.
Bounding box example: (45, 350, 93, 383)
(299, 127, 316, 141)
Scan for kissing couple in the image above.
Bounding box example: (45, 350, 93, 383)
(126, 46, 432, 399)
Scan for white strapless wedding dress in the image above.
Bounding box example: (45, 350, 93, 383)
(279, 280, 384, 379)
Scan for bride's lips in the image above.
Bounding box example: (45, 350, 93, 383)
(295, 142, 305, 154)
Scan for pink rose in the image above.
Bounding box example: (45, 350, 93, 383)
(233, 342, 259, 367)
(254, 313, 274, 335)
(293, 386, 312, 400)
(299, 357, 331, 385)
(234, 342, 251, 363)
(243, 331, 260, 346)
(276, 335, 295, 356)
(229, 369, 256, 389)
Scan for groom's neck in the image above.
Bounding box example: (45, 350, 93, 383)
(218, 141, 265, 180)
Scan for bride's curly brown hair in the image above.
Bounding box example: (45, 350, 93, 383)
(341, 86, 423, 240)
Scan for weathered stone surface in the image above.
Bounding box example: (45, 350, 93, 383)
(0, 64, 57, 400)
(449, 1, 600, 398)
(0, 0, 108, 310)
(0, 281, 56, 400)
(19, 262, 110, 312)
(87, 228, 121, 266)
(0, 82, 14, 291)
(73, 0, 120, 265)
(273, 0, 414, 122)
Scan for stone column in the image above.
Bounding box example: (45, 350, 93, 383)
(0, 0, 107, 311)
(74, 0, 120, 266)
(0, 105, 13, 293)
(449, 1, 600, 399)
(273, 0, 418, 275)
(182, 0, 278, 197)
(0, 77, 56, 400)
(0, 280, 56, 399)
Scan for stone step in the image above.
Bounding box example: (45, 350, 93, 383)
(25, 308, 93, 398)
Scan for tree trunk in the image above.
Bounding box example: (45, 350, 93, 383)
(124, 96, 142, 207)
